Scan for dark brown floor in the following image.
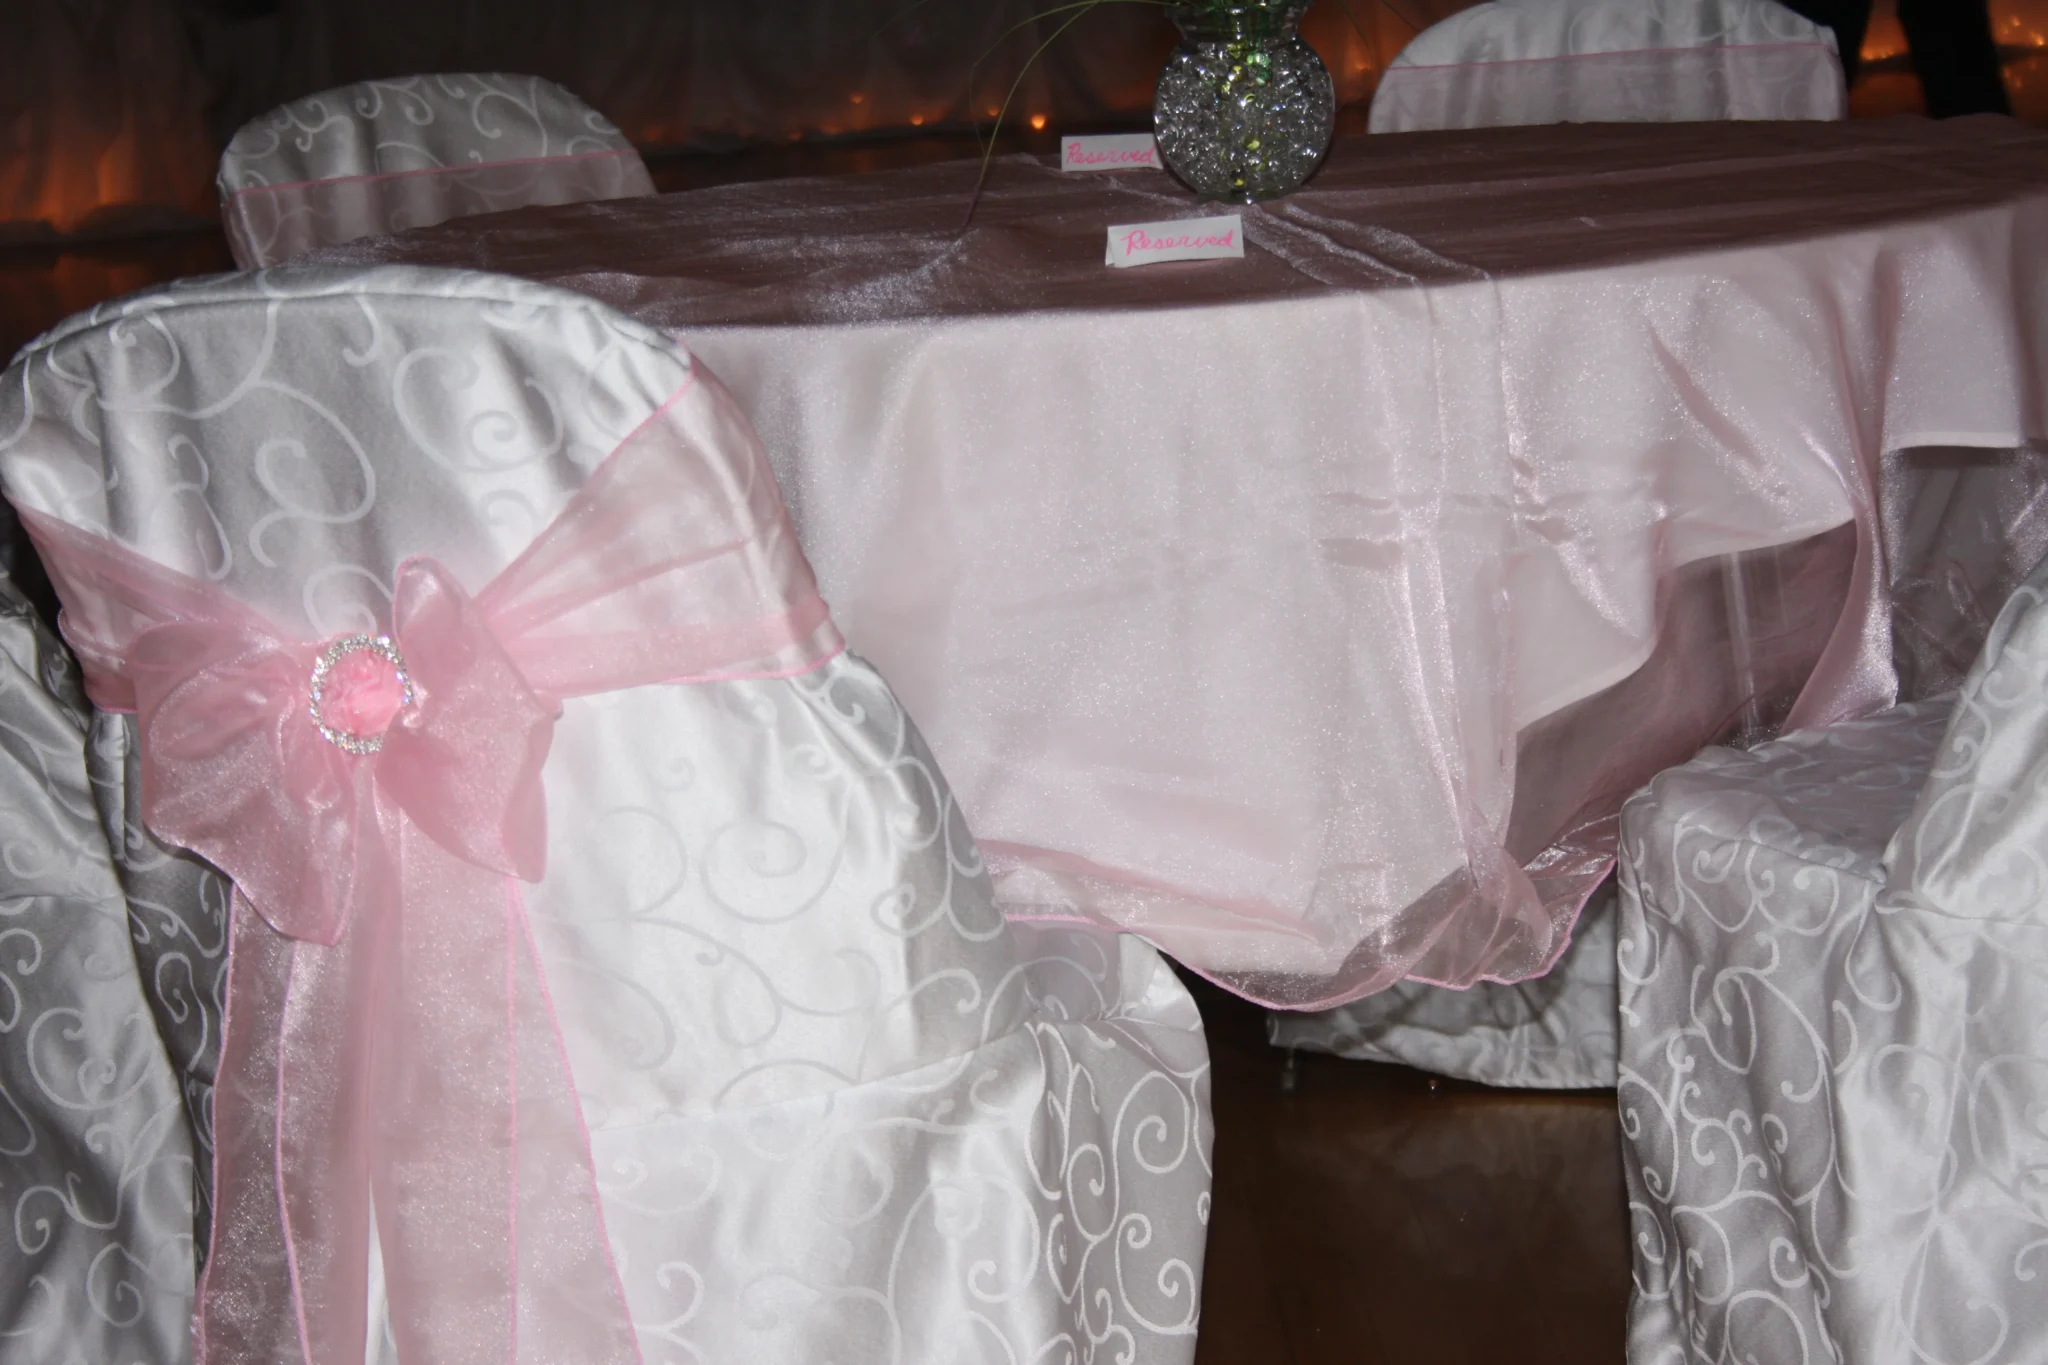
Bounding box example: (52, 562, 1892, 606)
(1, 136, 1634, 1364)
(1186, 975, 1629, 1364)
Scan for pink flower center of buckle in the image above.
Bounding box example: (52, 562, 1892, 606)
(308, 635, 414, 755)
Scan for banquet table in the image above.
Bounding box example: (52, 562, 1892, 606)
(315, 117, 2048, 1008)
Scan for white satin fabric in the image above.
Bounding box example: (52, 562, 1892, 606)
(1369, 0, 1845, 133)
(0, 572, 213, 1365)
(217, 75, 655, 268)
(1618, 548, 2048, 1364)
(308, 117, 2048, 1012)
(0, 267, 1212, 1364)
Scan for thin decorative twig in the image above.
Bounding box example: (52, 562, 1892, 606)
(961, 0, 1171, 228)
(954, 0, 1423, 227)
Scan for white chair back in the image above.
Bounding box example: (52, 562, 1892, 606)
(0, 266, 1212, 1363)
(1369, 0, 1846, 133)
(217, 74, 656, 268)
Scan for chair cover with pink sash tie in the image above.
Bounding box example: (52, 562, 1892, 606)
(0, 265, 1213, 1365)
(218, 74, 656, 269)
(1367, 0, 1845, 134)
(13, 358, 842, 1365)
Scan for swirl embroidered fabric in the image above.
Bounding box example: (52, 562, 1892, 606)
(0, 571, 209, 1365)
(0, 266, 1216, 1364)
(15, 369, 843, 1365)
(1618, 551, 2048, 1363)
(217, 73, 655, 268)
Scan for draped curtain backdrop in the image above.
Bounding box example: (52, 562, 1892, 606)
(2, 0, 1455, 237)
(4, 2, 2044, 233)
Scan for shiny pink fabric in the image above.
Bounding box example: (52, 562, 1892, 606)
(306, 118, 2048, 1008)
(15, 379, 843, 1365)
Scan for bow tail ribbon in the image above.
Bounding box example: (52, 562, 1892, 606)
(372, 819, 631, 1365)
(16, 384, 846, 1365)
(128, 561, 639, 1365)
(201, 849, 634, 1365)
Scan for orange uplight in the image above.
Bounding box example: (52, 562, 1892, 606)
(1029, 113, 1047, 130)
(910, 114, 926, 126)
(850, 92, 866, 105)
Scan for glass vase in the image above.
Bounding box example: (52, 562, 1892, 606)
(1153, 2, 1336, 203)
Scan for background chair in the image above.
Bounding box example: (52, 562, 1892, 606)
(1617, 550, 2048, 1364)
(217, 73, 656, 268)
(1274, 526, 1860, 1089)
(0, 266, 1211, 1362)
(0, 565, 223, 1365)
(1369, 0, 1846, 133)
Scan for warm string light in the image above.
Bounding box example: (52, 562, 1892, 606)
(1997, 13, 2048, 44)
(1998, 3, 2048, 94)
(1856, 6, 2046, 102)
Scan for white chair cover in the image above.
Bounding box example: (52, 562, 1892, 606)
(217, 74, 656, 269)
(1618, 552, 2048, 1364)
(1281, 450, 2048, 1094)
(1368, 0, 1846, 134)
(1270, 881, 1617, 1089)
(0, 566, 227, 1365)
(0, 267, 1211, 1363)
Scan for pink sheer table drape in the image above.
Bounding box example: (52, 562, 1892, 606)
(311, 117, 2048, 1008)
(15, 373, 841, 1365)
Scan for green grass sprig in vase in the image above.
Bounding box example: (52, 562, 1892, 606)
(1154, 1, 1336, 201)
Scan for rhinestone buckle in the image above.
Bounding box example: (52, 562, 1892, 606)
(308, 634, 414, 755)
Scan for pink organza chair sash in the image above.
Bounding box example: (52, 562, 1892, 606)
(16, 375, 842, 1365)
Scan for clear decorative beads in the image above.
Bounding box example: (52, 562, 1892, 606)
(1153, 2, 1336, 203)
(308, 634, 414, 755)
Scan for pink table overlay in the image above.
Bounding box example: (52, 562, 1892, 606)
(314, 118, 2048, 1007)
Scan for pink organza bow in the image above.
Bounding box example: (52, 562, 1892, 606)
(16, 375, 843, 1365)
(132, 559, 555, 945)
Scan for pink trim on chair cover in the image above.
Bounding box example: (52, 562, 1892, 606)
(223, 150, 658, 269)
(225, 147, 647, 202)
(1369, 42, 1846, 132)
(1387, 38, 1837, 71)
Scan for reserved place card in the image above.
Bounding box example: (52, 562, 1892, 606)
(1105, 215, 1245, 268)
(1062, 133, 1160, 172)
